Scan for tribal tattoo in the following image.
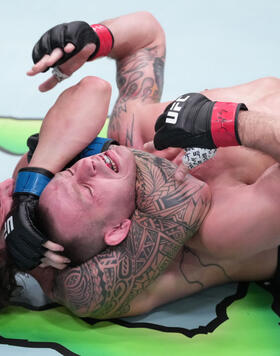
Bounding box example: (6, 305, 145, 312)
(53, 150, 210, 318)
(108, 46, 165, 145)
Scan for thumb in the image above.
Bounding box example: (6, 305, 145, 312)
(175, 162, 189, 182)
(143, 141, 156, 153)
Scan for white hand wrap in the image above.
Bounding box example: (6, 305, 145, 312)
(183, 148, 217, 169)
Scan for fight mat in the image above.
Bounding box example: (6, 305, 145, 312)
(0, 117, 279, 356)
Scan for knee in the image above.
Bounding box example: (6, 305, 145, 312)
(79, 76, 112, 97)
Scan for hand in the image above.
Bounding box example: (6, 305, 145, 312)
(40, 241, 70, 270)
(31, 21, 99, 69)
(27, 21, 114, 92)
(143, 141, 184, 162)
(27, 42, 96, 92)
(5, 167, 54, 271)
(154, 93, 247, 151)
(143, 141, 189, 182)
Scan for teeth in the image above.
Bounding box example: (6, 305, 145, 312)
(103, 153, 118, 172)
(104, 155, 111, 164)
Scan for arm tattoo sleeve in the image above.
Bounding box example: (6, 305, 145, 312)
(108, 47, 165, 144)
(53, 151, 210, 318)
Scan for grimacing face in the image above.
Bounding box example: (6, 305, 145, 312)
(39, 145, 137, 245)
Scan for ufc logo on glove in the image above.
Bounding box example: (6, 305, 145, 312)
(166, 95, 190, 124)
(4, 216, 14, 239)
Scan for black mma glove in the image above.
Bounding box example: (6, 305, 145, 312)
(5, 167, 54, 270)
(32, 21, 114, 71)
(154, 93, 248, 150)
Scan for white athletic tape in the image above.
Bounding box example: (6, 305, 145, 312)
(183, 148, 217, 169)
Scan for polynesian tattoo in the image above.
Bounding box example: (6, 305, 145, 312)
(108, 46, 165, 145)
(52, 150, 210, 318)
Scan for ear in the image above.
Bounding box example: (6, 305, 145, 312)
(104, 219, 131, 246)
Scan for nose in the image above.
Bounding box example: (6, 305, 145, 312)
(75, 157, 96, 182)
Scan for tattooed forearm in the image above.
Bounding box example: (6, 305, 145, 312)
(153, 56, 165, 99)
(108, 47, 165, 142)
(125, 114, 135, 147)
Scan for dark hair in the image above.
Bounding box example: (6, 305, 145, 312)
(37, 205, 106, 266)
(0, 248, 18, 308)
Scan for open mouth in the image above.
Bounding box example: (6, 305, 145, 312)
(101, 152, 119, 173)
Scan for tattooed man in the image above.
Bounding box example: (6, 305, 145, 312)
(2, 12, 280, 318)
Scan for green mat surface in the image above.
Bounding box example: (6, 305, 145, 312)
(0, 117, 279, 356)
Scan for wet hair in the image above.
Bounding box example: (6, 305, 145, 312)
(37, 205, 106, 266)
(0, 247, 18, 309)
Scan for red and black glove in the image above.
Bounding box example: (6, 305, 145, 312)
(154, 93, 248, 150)
(32, 21, 114, 71)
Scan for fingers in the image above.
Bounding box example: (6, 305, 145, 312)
(59, 43, 96, 75)
(43, 240, 64, 252)
(28, 43, 95, 92)
(27, 48, 64, 76)
(39, 258, 68, 270)
(40, 250, 71, 270)
(143, 141, 155, 153)
(39, 76, 59, 92)
(64, 43, 75, 53)
(175, 162, 189, 183)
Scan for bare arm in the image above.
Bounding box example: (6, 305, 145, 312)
(238, 110, 280, 163)
(28, 12, 166, 148)
(27, 11, 165, 169)
(29, 76, 111, 173)
(51, 151, 210, 318)
(106, 12, 166, 147)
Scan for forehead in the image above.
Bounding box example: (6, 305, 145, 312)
(40, 177, 84, 219)
(39, 181, 88, 239)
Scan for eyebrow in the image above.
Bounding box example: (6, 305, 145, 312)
(56, 173, 92, 207)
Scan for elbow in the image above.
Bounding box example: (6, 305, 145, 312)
(136, 11, 165, 47)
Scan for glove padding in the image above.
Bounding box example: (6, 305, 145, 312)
(5, 167, 53, 270)
(32, 21, 99, 71)
(154, 93, 247, 150)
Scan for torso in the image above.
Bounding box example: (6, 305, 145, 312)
(130, 78, 280, 312)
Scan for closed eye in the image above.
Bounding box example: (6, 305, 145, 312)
(66, 169, 74, 176)
(82, 184, 93, 196)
